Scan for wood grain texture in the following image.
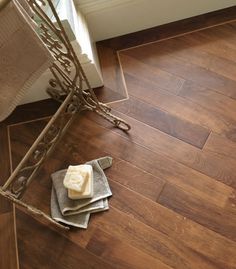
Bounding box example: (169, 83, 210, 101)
(182, 26, 236, 63)
(1, 9, 236, 269)
(72, 116, 236, 202)
(119, 53, 185, 95)
(108, 180, 236, 269)
(105, 159, 165, 201)
(0, 123, 18, 269)
(0, 123, 12, 213)
(204, 133, 236, 160)
(122, 43, 236, 100)
(86, 228, 172, 269)
(96, 44, 128, 103)
(178, 80, 236, 122)
(96, 6, 236, 104)
(3, 99, 60, 125)
(9, 113, 236, 269)
(158, 183, 236, 241)
(108, 101, 236, 189)
(16, 210, 115, 269)
(0, 211, 18, 269)
(111, 96, 210, 148)
(121, 72, 234, 135)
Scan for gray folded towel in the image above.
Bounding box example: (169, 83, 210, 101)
(51, 157, 112, 228)
(51, 186, 90, 229)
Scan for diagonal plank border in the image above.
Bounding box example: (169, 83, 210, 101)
(96, 5, 236, 104)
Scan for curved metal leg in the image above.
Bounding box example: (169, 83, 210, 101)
(0, 0, 130, 230)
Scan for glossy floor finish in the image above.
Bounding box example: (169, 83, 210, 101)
(1, 12, 236, 269)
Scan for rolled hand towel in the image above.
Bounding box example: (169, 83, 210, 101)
(0, 0, 54, 121)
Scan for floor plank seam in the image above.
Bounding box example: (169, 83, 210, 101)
(110, 106, 210, 149)
(117, 77, 214, 137)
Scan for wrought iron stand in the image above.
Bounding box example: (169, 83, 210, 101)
(0, 0, 130, 230)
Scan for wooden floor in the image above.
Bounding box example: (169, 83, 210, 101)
(1, 12, 236, 269)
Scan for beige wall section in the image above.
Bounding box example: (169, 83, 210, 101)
(75, 0, 236, 41)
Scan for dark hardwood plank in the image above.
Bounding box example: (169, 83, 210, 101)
(9, 119, 48, 167)
(71, 115, 235, 241)
(7, 113, 236, 268)
(0, 201, 12, 222)
(10, 116, 236, 262)
(119, 52, 184, 95)
(59, 116, 235, 207)
(0, 124, 11, 184)
(108, 179, 236, 268)
(111, 96, 210, 148)
(182, 23, 236, 63)
(107, 103, 236, 190)
(86, 228, 172, 269)
(14, 161, 211, 268)
(0, 123, 12, 213)
(3, 98, 60, 125)
(81, 113, 235, 201)
(122, 71, 236, 140)
(95, 85, 127, 104)
(135, 34, 236, 82)
(122, 45, 236, 100)
(158, 183, 236, 241)
(88, 206, 235, 269)
(204, 133, 236, 160)
(205, 22, 236, 50)
(0, 212, 18, 269)
(54, 114, 236, 241)
(179, 80, 236, 123)
(0, 124, 18, 269)
(105, 159, 165, 201)
(96, 44, 128, 102)
(10, 118, 165, 208)
(16, 209, 116, 269)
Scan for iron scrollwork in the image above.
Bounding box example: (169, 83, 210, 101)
(0, 0, 130, 228)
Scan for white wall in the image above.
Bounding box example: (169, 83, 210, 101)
(75, 0, 236, 41)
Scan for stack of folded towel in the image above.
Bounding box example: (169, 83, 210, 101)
(51, 157, 113, 228)
(0, 0, 54, 121)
